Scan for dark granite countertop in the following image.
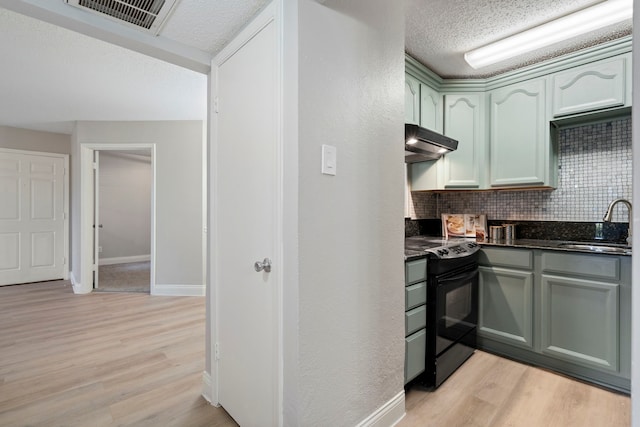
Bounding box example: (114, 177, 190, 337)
(405, 237, 632, 260)
(480, 238, 632, 256)
(405, 219, 632, 260)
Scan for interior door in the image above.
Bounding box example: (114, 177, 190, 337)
(93, 150, 100, 289)
(0, 150, 65, 285)
(214, 10, 279, 427)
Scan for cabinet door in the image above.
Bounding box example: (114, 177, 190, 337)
(479, 266, 534, 349)
(405, 74, 420, 125)
(540, 274, 619, 372)
(420, 83, 443, 133)
(409, 159, 442, 191)
(442, 94, 485, 188)
(553, 55, 627, 117)
(490, 79, 551, 187)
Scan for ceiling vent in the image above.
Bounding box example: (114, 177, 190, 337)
(65, 0, 180, 34)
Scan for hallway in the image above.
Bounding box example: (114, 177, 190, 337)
(0, 280, 235, 426)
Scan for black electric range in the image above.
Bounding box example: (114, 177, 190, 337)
(405, 235, 480, 388)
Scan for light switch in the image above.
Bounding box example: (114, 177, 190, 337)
(321, 144, 337, 176)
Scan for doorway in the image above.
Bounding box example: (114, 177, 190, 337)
(80, 144, 156, 295)
(94, 149, 152, 293)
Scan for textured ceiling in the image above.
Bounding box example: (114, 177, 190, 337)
(160, 0, 271, 53)
(405, 0, 633, 78)
(0, 0, 633, 135)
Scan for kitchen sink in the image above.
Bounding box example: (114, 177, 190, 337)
(557, 242, 632, 255)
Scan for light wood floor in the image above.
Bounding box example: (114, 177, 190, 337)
(0, 281, 631, 427)
(400, 350, 630, 427)
(0, 280, 237, 427)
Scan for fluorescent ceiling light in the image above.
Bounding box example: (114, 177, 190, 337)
(464, 0, 633, 69)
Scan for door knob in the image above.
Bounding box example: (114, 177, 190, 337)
(254, 258, 272, 273)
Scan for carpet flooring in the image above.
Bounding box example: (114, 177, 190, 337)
(96, 261, 150, 293)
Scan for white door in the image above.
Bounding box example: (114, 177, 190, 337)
(213, 6, 280, 427)
(0, 151, 65, 285)
(93, 151, 100, 289)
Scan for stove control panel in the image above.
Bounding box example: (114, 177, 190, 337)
(427, 241, 480, 259)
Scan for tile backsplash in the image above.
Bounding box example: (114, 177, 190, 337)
(410, 117, 631, 223)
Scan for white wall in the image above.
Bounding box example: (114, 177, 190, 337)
(286, 0, 406, 425)
(98, 151, 151, 261)
(71, 120, 205, 295)
(0, 125, 70, 154)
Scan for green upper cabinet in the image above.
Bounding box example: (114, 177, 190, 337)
(489, 78, 555, 188)
(420, 83, 444, 133)
(405, 37, 630, 192)
(406, 72, 444, 191)
(442, 93, 486, 188)
(405, 73, 420, 125)
(552, 54, 631, 118)
(405, 72, 444, 132)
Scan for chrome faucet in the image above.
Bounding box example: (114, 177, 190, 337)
(603, 198, 632, 246)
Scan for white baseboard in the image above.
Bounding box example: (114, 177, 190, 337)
(99, 255, 151, 266)
(202, 371, 219, 406)
(356, 391, 405, 427)
(152, 284, 205, 297)
(69, 271, 91, 295)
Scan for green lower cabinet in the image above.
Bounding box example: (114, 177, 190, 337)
(405, 257, 428, 385)
(478, 247, 631, 392)
(540, 274, 619, 372)
(478, 266, 534, 349)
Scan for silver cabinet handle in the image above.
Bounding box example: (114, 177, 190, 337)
(254, 258, 272, 273)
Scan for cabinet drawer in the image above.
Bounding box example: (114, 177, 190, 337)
(479, 247, 533, 269)
(405, 328, 426, 384)
(405, 258, 427, 284)
(541, 252, 620, 280)
(405, 305, 427, 336)
(405, 281, 427, 310)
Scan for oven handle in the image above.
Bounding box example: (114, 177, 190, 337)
(436, 268, 478, 286)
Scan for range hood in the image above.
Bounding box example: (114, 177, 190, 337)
(405, 123, 458, 163)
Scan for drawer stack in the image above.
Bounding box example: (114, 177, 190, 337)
(404, 257, 427, 384)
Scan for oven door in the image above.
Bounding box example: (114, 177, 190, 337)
(434, 266, 478, 356)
